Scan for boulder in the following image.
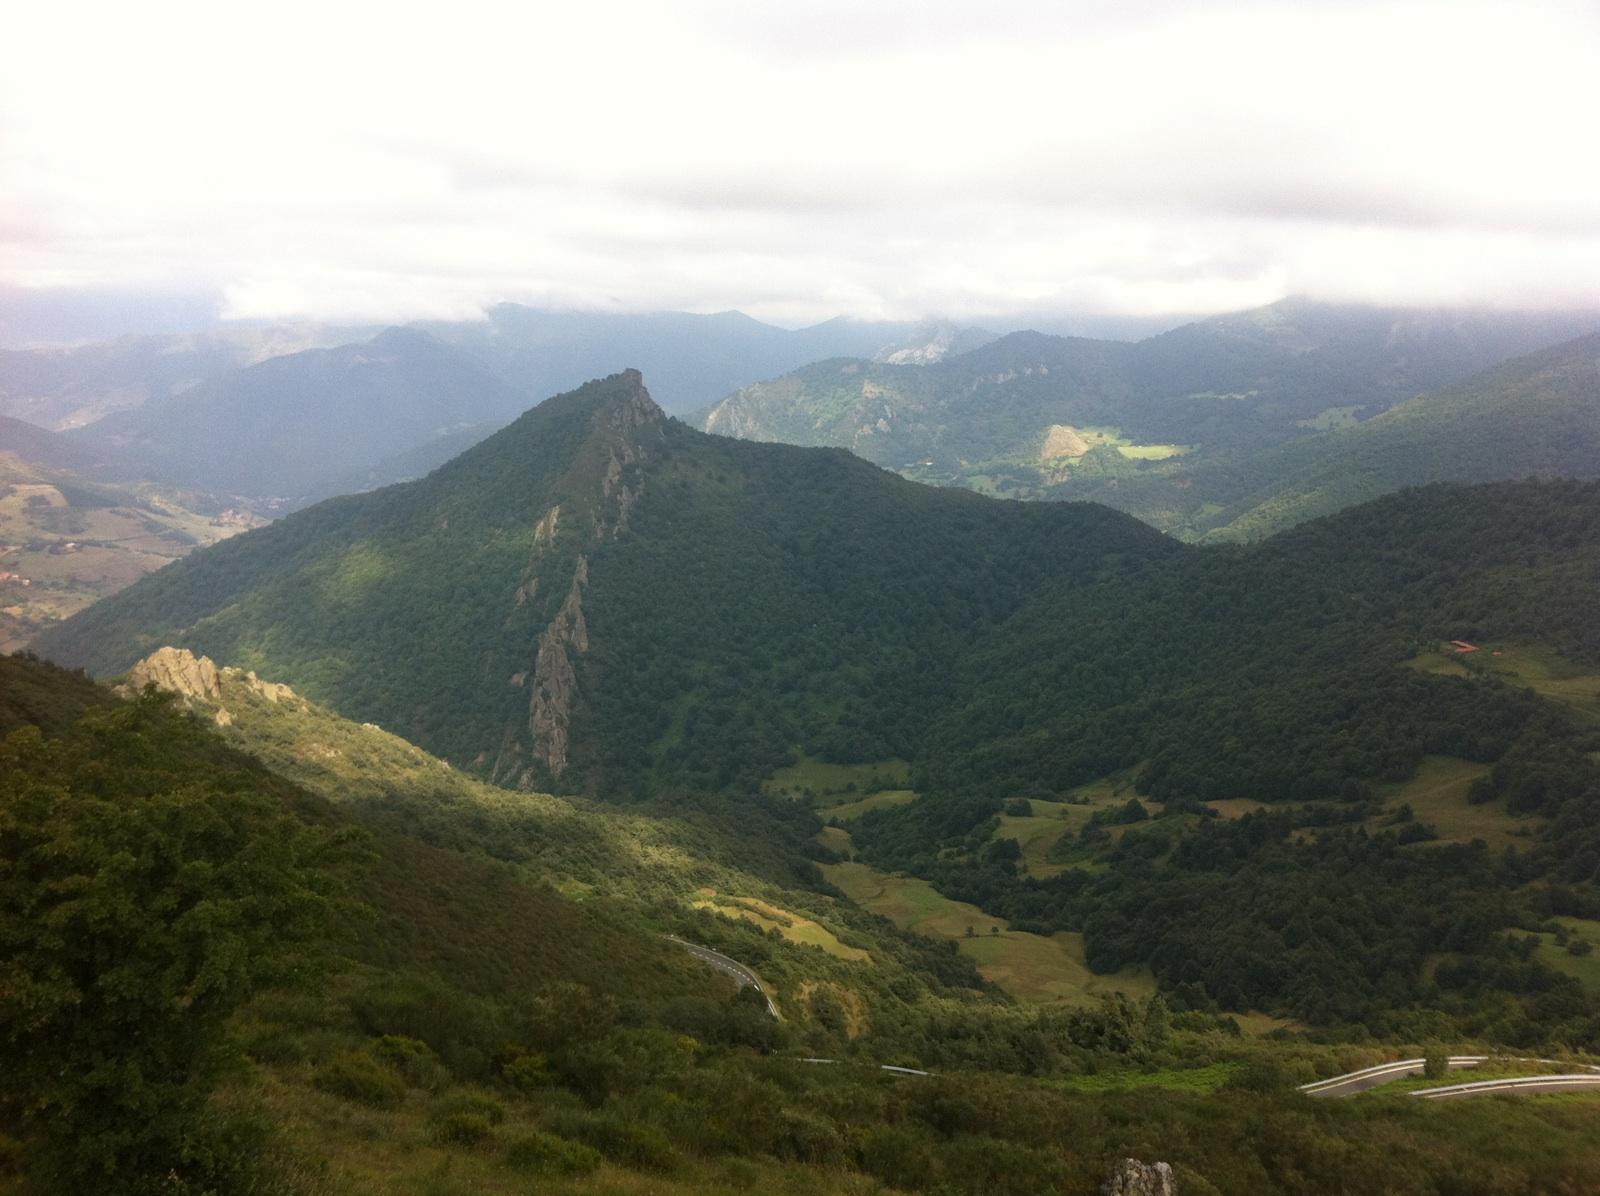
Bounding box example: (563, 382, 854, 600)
(1102, 1158, 1176, 1196)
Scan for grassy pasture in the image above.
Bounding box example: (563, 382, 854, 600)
(691, 896, 870, 963)
(762, 755, 911, 802)
(823, 788, 919, 821)
(1532, 917, 1600, 992)
(1409, 645, 1600, 722)
(821, 861, 1154, 1005)
(1378, 755, 1537, 850)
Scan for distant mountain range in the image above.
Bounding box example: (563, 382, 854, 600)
(0, 324, 367, 430)
(1069, 332, 1600, 540)
(695, 299, 1600, 536)
(0, 306, 994, 506)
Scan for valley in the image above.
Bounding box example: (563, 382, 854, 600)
(8, 6, 1600, 1188)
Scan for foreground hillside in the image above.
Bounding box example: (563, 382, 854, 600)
(6, 651, 1600, 1195)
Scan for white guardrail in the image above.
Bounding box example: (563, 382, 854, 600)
(1298, 1056, 1487, 1095)
(1301, 1056, 1600, 1098)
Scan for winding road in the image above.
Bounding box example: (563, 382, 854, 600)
(667, 935, 781, 1019)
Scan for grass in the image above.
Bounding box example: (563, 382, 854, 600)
(1054, 1061, 1241, 1094)
(1377, 755, 1536, 850)
(690, 897, 870, 962)
(823, 789, 919, 821)
(991, 771, 1150, 875)
(1409, 645, 1600, 722)
(1377, 1059, 1585, 1096)
(761, 756, 911, 803)
(821, 861, 1154, 1005)
(1532, 917, 1600, 991)
(814, 825, 853, 858)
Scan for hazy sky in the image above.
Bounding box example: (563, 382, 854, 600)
(4, 0, 1599, 327)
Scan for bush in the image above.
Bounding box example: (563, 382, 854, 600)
(503, 1130, 602, 1177)
(859, 1122, 941, 1191)
(372, 1036, 450, 1090)
(430, 1088, 507, 1126)
(1423, 1048, 1450, 1079)
(314, 1051, 407, 1107)
(430, 1113, 493, 1147)
(547, 1109, 678, 1172)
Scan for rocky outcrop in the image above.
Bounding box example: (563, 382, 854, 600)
(1101, 1159, 1176, 1196)
(123, 646, 221, 702)
(524, 555, 589, 780)
(593, 371, 660, 538)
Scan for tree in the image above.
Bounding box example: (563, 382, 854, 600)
(0, 694, 339, 1193)
(1422, 1047, 1450, 1080)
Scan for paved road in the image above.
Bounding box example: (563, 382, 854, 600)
(1412, 1073, 1600, 1100)
(1414, 1068, 1600, 1100)
(1300, 1056, 1487, 1098)
(1303, 1057, 1600, 1099)
(666, 935, 781, 1019)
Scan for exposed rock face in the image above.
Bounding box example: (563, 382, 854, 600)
(498, 374, 666, 787)
(525, 556, 589, 779)
(1102, 1159, 1176, 1196)
(123, 646, 221, 702)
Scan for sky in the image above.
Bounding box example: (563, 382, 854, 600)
(3, 0, 1599, 330)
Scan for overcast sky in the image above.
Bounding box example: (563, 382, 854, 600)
(3, 0, 1599, 328)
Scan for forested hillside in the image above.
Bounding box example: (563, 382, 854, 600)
(1086, 332, 1600, 540)
(11, 651, 1600, 1194)
(697, 301, 1600, 538)
(29, 369, 1600, 1050)
(34, 370, 1177, 789)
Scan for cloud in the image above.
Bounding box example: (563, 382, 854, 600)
(2, 0, 1598, 327)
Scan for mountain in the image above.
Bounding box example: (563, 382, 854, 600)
(425, 304, 995, 414)
(31, 363, 1600, 1047)
(695, 299, 1600, 530)
(0, 323, 365, 429)
(73, 327, 532, 504)
(35, 369, 1176, 791)
(0, 413, 135, 478)
(1066, 332, 1600, 541)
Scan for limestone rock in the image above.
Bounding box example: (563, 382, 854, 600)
(1102, 1158, 1176, 1196)
(124, 646, 221, 702)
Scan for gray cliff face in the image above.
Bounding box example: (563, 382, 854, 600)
(496, 373, 664, 787)
(1102, 1158, 1177, 1196)
(525, 556, 589, 781)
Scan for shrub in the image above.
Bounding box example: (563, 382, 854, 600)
(369, 1035, 450, 1090)
(503, 1130, 602, 1177)
(430, 1113, 493, 1147)
(314, 1051, 407, 1107)
(859, 1123, 941, 1191)
(547, 1109, 678, 1172)
(1422, 1048, 1450, 1079)
(430, 1088, 506, 1126)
